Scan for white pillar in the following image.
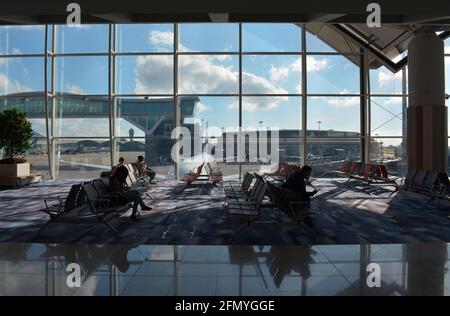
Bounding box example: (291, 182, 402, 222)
(407, 32, 448, 173)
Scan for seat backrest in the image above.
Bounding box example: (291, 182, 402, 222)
(82, 183, 99, 208)
(267, 183, 289, 213)
(352, 162, 362, 175)
(413, 170, 428, 189)
(422, 172, 439, 191)
(241, 172, 253, 191)
(404, 170, 417, 188)
(195, 163, 205, 176)
(362, 164, 372, 178)
(253, 182, 268, 209)
(379, 165, 389, 179)
(357, 163, 366, 176)
(277, 163, 288, 176)
(249, 178, 264, 200)
(204, 162, 212, 176)
(348, 162, 358, 174)
(369, 164, 379, 177)
(284, 164, 294, 178)
(92, 179, 109, 197)
(340, 160, 350, 172)
(64, 183, 83, 212)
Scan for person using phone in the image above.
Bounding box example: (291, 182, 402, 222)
(282, 165, 318, 204)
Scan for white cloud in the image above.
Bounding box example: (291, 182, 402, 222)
(196, 102, 212, 113)
(312, 89, 359, 108)
(384, 97, 403, 105)
(148, 30, 173, 49)
(307, 56, 330, 72)
(267, 56, 329, 83)
(0, 72, 31, 94)
(269, 65, 289, 82)
(378, 70, 401, 88)
(12, 48, 22, 55)
(65, 83, 85, 95)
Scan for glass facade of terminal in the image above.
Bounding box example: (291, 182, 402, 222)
(0, 24, 446, 179)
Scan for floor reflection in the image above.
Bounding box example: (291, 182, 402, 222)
(0, 243, 449, 296)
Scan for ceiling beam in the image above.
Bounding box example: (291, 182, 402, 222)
(307, 14, 347, 23)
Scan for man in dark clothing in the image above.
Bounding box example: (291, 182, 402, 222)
(282, 165, 318, 203)
(109, 165, 152, 221)
(281, 165, 318, 227)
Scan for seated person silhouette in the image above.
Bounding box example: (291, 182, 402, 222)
(110, 157, 125, 177)
(135, 155, 156, 184)
(282, 165, 318, 226)
(109, 165, 152, 221)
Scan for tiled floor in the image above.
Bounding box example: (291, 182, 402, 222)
(0, 243, 449, 296)
(0, 178, 449, 244)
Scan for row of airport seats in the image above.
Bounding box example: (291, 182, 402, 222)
(225, 172, 313, 239)
(335, 160, 397, 183)
(263, 162, 301, 182)
(403, 170, 449, 208)
(39, 166, 151, 234)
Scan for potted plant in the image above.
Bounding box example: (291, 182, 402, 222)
(0, 108, 33, 180)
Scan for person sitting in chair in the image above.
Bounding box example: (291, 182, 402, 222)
(109, 165, 152, 221)
(282, 165, 318, 203)
(111, 157, 125, 177)
(135, 155, 156, 184)
(282, 165, 318, 226)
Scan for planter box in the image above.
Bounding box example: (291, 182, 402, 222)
(0, 163, 30, 178)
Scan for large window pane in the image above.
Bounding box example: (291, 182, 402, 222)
(117, 24, 173, 53)
(306, 138, 361, 177)
(115, 96, 178, 138)
(242, 96, 301, 132)
(243, 24, 301, 52)
(24, 139, 49, 174)
(181, 96, 239, 178)
(178, 55, 238, 94)
(242, 55, 301, 94)
(182, 96, 238, 133)
(55, 56, 108, 95)
(116, 55, 173, 95)
(370, 66, 405, 95)
(0, 25, 45, 55)
(0, 57, 44, 94)
(369, 137, 406, 177)
(179, 24, 238, 52)
(54, 96, 110, 137)
(54, 139, 111, 179)
(307, 55, 359, 94)
(241, 138, 303, 177)
(307, 96, 360, 134)
(370, 96, 405, 137)
(55, 25, 109, 54)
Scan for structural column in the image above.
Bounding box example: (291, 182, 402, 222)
(407, 32, 448, 173)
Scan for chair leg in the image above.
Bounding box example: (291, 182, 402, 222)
(103, 221, 118, 234)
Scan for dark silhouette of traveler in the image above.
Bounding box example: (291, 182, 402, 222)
(135, 155, 156, 184)
(109, 165, 152, 221)
(282, 165, 318, 226)
(282, 165, 318, 204)
(110, 157, 125, 176)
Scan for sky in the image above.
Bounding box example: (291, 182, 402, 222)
(0, 24, 449, 146)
